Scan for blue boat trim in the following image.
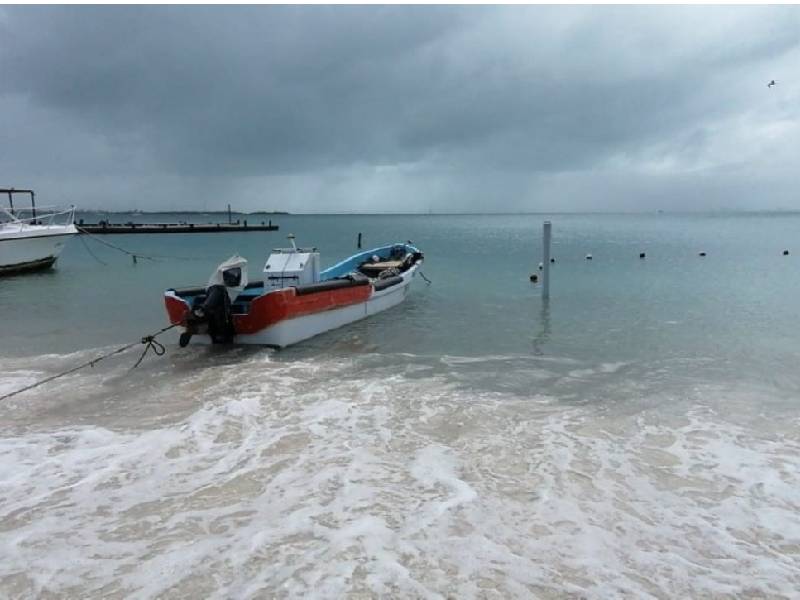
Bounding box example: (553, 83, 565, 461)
(320, 243, 419, 281)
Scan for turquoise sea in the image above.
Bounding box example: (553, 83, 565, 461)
(2, 212, 800, 597)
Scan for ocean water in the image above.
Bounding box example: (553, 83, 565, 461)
(2, 213, 800, 598)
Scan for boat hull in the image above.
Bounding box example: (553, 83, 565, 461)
(165, 262, 420, 348)
(0, 226, 76, 275)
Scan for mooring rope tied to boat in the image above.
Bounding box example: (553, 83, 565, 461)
(78, 233, 109, 266)
(419, 271, 432, 285)
(76, 226, 206, 263)
(77, 226, 157, 263)
(132, 334, 167, 368)
(0, 324, 178, 403)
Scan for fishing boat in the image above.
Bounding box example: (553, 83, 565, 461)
(164, 236, 424, 348)
(0, 188, 77, 275)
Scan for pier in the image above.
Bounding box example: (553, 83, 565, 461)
(77, 220, 279, 234)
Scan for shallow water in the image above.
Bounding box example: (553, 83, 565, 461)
(2, 213, 800, 597)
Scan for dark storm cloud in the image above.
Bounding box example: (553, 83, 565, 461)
(1, 6, 798, 211)
(1, 6, 463, 174)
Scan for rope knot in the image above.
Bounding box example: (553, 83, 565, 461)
(133, 334, 167, 368)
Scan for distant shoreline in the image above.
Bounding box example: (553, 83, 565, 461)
(79, 210, 290, 215)
(74, 210, 800, 216)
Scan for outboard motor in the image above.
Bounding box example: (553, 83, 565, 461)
(179, 256, 248, 347)
(183, 281, 235, 345)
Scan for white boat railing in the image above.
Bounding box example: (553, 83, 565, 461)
(0, 205, 76, 231)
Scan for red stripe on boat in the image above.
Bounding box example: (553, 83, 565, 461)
(165, 285, 372, 334)
(234, 285, 371, 334)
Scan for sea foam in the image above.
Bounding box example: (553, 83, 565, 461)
(1, 352, 799, 598)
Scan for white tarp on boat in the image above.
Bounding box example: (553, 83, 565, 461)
(208, 255, 248, 301)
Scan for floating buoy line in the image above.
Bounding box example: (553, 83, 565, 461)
(0, 324, 177, 403)
(530, 248, 793, 283)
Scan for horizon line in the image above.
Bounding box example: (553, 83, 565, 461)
(74, 209, 800, 216)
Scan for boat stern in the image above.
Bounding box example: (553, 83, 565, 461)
(164, 290, 191, 326)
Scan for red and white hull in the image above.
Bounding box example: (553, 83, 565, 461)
(165, 260, 421, 348)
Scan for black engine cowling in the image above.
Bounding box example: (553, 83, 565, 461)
(179, 284, 236, 346)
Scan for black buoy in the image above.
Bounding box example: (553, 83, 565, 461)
(585, 254, 593, 260)
(538, 262, 543, 270)
(699, 252, 706, 257)
(639, 252, 646, 259)
(783, 250, 789, 256)
(530, 273, 539, 283)
(550, 257, 555, 263)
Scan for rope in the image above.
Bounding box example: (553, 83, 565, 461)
(76, 226, 157, 264)
(78, 233, 109, 266)
(419, 270, 432, 285)
(0, 324, 178, 403)
(132, 335, 166, 368)
(76, 226, 206, 263)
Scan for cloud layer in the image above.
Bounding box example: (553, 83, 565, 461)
(1, 6, 798, 212)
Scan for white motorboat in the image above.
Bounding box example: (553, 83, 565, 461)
(0, 188, 77, 275)
(165, 236, 424, 348)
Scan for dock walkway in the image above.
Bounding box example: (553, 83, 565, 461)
(78, 221, 279, 234)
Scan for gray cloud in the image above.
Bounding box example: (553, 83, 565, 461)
(1, 6, 798, 212)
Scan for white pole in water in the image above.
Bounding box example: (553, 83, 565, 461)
(542, 221, 551, 299)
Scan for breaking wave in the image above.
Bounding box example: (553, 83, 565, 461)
(1, 350, 799, 598)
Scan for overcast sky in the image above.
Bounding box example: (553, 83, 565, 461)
(1, 6, 798, 213)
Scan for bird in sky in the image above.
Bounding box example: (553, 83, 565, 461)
(768, 80, 777, 88)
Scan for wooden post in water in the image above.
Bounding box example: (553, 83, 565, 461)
(542, 221, 551, 299)
(357, 232, 362, 249)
